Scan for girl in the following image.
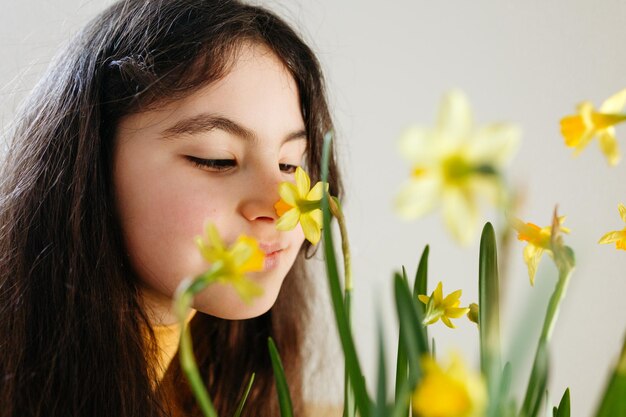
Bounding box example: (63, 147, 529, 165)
(0, 1, 342, 416)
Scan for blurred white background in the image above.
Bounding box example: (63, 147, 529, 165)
(2, 1, 626, 416)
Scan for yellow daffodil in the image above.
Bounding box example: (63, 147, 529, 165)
(511, 216, 570, 286)
(396, 90, 520, 245)
(598, 203, 626, 250)
(195, 224, 264, 303)
(560, 88, 626, 166)
(418, 281, 470, 329)
(274, 166, 328, 245)
(412, 353, 487, 417)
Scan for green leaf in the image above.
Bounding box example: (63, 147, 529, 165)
(373, 318, 388, 417)
(268, 338, 294, 417)
(232, 373, 255, 417)
(595, 333, 626, 417)
(394, 272, 429, 386)
(413, 245, 429, 309)
(414, 246, 430, 349)
(321, 132, 371, 417)
(553, 388, 570, 417)
(343, 291, 356, 417)
(394, 269, 409, 415)
(521, 343, 549, 417)
(478, 223, 502, 417)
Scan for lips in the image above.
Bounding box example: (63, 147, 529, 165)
(258, 243, 285, 271)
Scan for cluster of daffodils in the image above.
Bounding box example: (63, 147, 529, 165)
(173, 89, 626, 417)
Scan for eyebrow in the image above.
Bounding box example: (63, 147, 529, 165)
(161, 113, 307, 144)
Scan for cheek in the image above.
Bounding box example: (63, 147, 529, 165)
(113, 150, 231, 293)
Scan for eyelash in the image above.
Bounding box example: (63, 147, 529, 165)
(186, 156, 298, 174)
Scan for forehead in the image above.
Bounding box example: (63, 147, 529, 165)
(117, 43, 305, 141)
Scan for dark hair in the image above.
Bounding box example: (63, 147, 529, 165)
(0, 1, 342, 416)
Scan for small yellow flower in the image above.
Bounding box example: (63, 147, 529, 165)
(412, 353, 487, 417)
(511, 216, 570, 286)
(418, 282, 470, 329)
(598, 203, 626, 250)
(560, 89, 626, 166)
(274, 166, 328, 245)
(195, 224, 264, 303)
(396, 90, 520, 245)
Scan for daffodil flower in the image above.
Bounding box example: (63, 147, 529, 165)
(418, 281, 470, 329)
(511, 216, 570, 286)
(560, 88, 626, 166)
(395, 90, 520, 245)
(412, 353, 487, 417)
(274, 166, 328, 245)
(598, 203, 626, 250)
(195, 224, 264, 303)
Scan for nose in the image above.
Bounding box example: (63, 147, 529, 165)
(238, 165, 283, 223)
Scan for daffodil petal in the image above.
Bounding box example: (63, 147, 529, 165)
(523, 244, 544, 286)
(599, 88, 626, 113)
(206, 224, 225, 250)
(231, 277, 264, 304)
(441, 316, 456, 329)
(433, 282, 443, 304)
(598, 230, 624, 244)
(442, 289, 463, 306)
(597, 128, 621, 166)
(300, 213, 322, 245)
(398, 126, 435, 165)
(418, 294, 430, 305)
(437, 90, 473, 143)
(442, 187, 478, 245)
(395, 177, 440, 220)
(446, 307, 471, 318)
(619, 203, 626, 224)
(468, 124, 521, 167)
(309, 208, 323, 228)
(307, 181, 327, 201)
(278, 182, 299, 206)
(276, 207, 300, 231)
(295, 166, 311, 197)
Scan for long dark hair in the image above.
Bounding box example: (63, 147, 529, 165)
(0, 1, 342, 416)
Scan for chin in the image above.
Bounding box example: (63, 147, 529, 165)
(193, 284, 281, 320)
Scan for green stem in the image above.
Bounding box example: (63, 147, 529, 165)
(329, 196, 352, 291)
(520, 265, 574, 417)
(328, 196, 355, 417)
(174, 271, 220, 417)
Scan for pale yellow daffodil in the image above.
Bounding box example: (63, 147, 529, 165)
(274, 166, 328, 245)
(511, 216, 570, 286)
(412, 353, 487, 417)
(560, 88, 626, 166)
(418, 281, 470, 329)
(195, 224, 264, 303)
(396, 90, 520, 245)
(598, 203, 626, 250)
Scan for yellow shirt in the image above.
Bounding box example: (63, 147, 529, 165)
(152, 310, 197, 382)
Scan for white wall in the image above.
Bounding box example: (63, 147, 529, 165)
(2, 1, 626, 416)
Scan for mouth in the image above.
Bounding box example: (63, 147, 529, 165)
(259, 243, 285, 271)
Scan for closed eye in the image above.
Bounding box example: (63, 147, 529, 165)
(186, 156, 236, 172)
(279, 163, 297, 174)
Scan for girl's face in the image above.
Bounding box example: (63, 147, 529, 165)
(113, 44, 307, 324)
